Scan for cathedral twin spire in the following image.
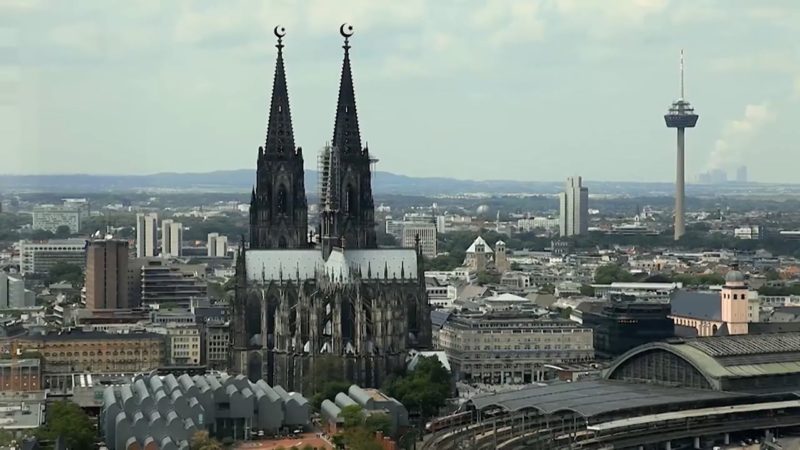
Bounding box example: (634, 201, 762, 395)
(263, 26, 295, 156)
(332, 24, 363, 155)
(250, 24, 375, 253)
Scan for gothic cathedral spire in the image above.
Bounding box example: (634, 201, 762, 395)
(320, 24, 377, 259)
(264, 27, 294, 155)
(332, 24, 362, 155)
(250, 26, 309, 249)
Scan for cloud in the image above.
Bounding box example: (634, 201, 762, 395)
(709, 52, 799, 74)
(551, 0, 668, 38)
(472, 0, 545, 46)
(708, 103, 776, 170)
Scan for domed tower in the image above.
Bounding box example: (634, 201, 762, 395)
(720, 267, 749, 335)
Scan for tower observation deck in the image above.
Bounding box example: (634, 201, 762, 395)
(664, 50, 699, 241)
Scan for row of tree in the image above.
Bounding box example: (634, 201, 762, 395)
(593, 263, 725, 287)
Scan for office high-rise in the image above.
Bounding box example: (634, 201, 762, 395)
(207, 233, 228, 257)
(559, 176, 589, 237)
(136, 213, 158, 258)
(736, 166, 748, 183)
(161, 219, 183, 258)
(85, 239, 129, 310)
(401, 223, 437, 259)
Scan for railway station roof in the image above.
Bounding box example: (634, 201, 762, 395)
(606, 333, 800, 390)
(468, 380, 743, 419)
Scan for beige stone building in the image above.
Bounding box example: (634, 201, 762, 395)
(437, 311, 593, 384)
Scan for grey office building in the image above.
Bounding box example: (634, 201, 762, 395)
(559, 176, 589, 237)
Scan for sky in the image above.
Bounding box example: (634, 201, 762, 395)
(3, 0, 800, 183)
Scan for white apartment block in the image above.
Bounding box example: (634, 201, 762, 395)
(207, 233, 228, 257)
(136, 213, 158, 258)
(161, 220, 183, 258)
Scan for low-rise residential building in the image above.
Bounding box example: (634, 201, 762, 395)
(437, 311, 593, 384)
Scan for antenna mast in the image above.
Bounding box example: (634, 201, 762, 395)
(680, 49, 685, 100)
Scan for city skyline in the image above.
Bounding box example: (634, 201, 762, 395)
(5, 1, 800, 182)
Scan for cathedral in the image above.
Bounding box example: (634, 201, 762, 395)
(231, 25, 431, 392)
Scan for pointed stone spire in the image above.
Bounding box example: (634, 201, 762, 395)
(264, 26, 295, 155)
(332, 24, 362, 155)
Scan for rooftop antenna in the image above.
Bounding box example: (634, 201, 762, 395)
(679, 49, 685, 100)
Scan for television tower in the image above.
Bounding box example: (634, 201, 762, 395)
(664, 50, 699, 240)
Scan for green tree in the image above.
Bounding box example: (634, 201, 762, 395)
(30, 229, 55, 241)
(331, 434, 346, 449)
(594, 264, 634, 284)
(579, 284, 595, 297)
(311, 380, 350, 411)
(644, 274, 672, 283)
(376, 229, 397, 247)
(190, 431, 222, 450)
(476, 271, 500, 285)
(35, 401, 95, 450)
(345, 428, 382, 450)
(47, 262, 84, 286)
(383, 356, 450, 419)
(364, 412, 392, 435)
(306, 355, 345, 398)
(764, 269, 781, 281)
(340, 404, 365, 429)
(54, 225, 72, 238)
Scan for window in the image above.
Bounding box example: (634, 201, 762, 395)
(277, 185, 288, 214)
(344, 184, 356, 214)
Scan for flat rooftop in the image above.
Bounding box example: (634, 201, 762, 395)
(0, 392, 46, 429)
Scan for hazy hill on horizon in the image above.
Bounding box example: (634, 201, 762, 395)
(0, 170, 778, 196)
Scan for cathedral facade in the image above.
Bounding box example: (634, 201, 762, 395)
(232, 26, 431, 392)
